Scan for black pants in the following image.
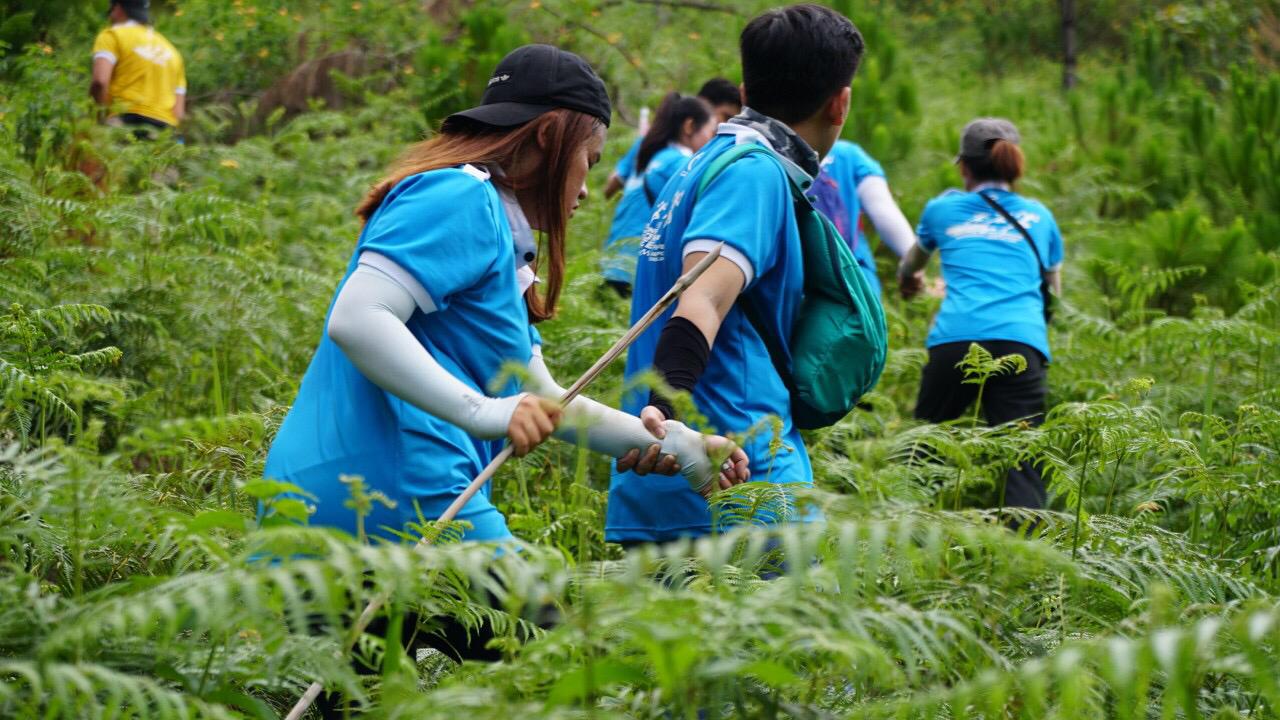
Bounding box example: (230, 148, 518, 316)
(914, 340, 1048, 509)
(119, 113, 172, 140)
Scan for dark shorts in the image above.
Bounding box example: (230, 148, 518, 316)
(118, 113, 174, 140)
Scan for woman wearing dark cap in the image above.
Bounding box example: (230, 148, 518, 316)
(898, 118, 1064, 510)
(264, 44, 747, 547)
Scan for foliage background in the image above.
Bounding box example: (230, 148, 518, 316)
(1, 0, 1279, 717)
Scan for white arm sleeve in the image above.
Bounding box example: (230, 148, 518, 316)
(857, 176, 917, 259)
(526, 350, 717, 492)
(326, 264, 522, 440)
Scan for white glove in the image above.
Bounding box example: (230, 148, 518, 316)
(659, 420, 716, 493)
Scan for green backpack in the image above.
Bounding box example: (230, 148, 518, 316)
(695, 143, 888, 430)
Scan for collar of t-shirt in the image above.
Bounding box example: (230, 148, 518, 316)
(725, 107, 820, 177)
(972, 181, 1012, 193)
(112, 20, 140, 28)
(479, 164, 539, 294)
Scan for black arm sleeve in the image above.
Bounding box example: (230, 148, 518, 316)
(646, 316, 710, 421)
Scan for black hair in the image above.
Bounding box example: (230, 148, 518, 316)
(637, 92, 712, 173)
(740, 4, 864, 124)
(697, 77, 741, 109)
(113, 0, 151, 23)
(961, 139, 1025, 186)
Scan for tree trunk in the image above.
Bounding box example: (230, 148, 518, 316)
(1061, 0, 1078, 89)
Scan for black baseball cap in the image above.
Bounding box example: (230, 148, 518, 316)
(443, 45, 612, 131)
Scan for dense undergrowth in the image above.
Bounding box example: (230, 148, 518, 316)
(1, 0, 1279, 717)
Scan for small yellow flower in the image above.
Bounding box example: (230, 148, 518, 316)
(220, 159, 240, 169)
(529, 0, 541, 8)
(688, 32, 701, 40)
(245, 5, 257, 14)
(258, 48, 270, 58)
(350, 1, 362, 9)
(174, 8, 184, 16)
(40, 44, 54, 54)
(278, 7, 288, 16)
(606, 31, 622, 44)
(402, 64, 414, 75)
(214, 31, 225, 41)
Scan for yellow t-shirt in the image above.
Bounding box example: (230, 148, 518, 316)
(92, 21, 186, 127)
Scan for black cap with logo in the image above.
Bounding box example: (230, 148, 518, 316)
(443, 44, 612, 131)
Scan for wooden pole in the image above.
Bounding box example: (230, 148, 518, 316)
(284, 243, 724, 720)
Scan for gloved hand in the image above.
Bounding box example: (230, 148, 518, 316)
(658, 420, 751, 498)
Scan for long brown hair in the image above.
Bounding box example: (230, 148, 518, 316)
(356, 109, 602, 322)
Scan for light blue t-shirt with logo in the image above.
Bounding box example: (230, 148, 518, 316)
(607, 127, 816, 543)
(820, 140, 886, 294)
(916, 185, 1064, 360)
(264, 166, 540, 543)
(602, 143, 694, 284)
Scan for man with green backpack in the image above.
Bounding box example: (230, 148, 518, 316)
(606, 3, 887, 545)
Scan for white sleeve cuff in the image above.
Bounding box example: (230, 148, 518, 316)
(174, 87, 186, 95)
(683, 239, 755, 287)
(357, 251, 436, 314)
(93, 51, 117, 64)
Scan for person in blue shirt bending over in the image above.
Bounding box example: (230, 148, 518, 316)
(898, 118, 1064, 510)
(600, 92, 718, 297)
(608, 4, 866, 545)
(262, 45, 747, 683)
(602, 78, 742, 201)
(808, 140, 917, 296)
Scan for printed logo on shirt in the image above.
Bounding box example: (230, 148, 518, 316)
(946, 210, 1042, 243)
(133, 44, 174, 66)
(637, 187, 689, 264)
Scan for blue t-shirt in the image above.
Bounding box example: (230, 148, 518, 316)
(607, 128, 815, 543)
(916, 186, 1064, 360)
(602, 143, 694, 284)
(264, 167, 538, 543)
(614, 136, 641, 181)
(817, 140, 886, 292)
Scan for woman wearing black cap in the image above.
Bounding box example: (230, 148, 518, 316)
(264, 44, 746, 547)
(898, 117, 1064, 510)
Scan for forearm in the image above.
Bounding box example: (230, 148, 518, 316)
(857, 177, 916, 258)
(529, 351, 716, 491)
(603, 173, 624, 200)
(649, 253, 743, 419)
(1046, 268, 1062, 295)
(526, 352, 659, 456)
(898, 243, 931, 276)
(173, 93, 186, 123)
(327, 265, 519, 439)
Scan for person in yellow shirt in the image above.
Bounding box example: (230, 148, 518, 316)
(90, 0, 186, 137)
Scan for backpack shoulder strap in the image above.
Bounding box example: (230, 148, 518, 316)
(694, 143, 776, 200)
(978, 191, 1047, 272)
(689, 141, 804, 398)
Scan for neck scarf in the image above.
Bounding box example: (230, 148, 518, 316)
(728, 107, 821, 177)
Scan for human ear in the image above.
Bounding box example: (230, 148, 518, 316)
(829, 87, 852, 127)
